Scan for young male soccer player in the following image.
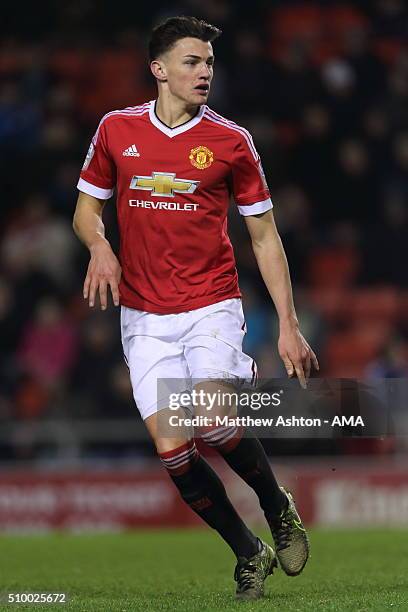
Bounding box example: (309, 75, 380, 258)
(73, 16, 319, 600)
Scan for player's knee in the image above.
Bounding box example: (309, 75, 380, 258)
(158, 438, 199, 476)
(198, 424, 244, 454)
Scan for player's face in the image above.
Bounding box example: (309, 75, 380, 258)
(161, 38, 214, 106)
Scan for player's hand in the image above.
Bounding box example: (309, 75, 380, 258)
(83, 239, 122, 310)
(278, 325, 319, 389)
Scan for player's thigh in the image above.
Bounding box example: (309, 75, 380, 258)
(193, 379, 238, 420)
(184, 298, 257, 386)
(121, 308, 190, 421)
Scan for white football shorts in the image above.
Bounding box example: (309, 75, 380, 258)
(120, 298, 257, 420)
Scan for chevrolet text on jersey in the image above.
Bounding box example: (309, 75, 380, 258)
(129, 200, 199, 211)
(77, 100, 273, 314)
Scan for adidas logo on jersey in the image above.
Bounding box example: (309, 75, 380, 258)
(123, 144, 140, 157)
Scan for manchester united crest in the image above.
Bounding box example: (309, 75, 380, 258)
(189, 145, 214, 170)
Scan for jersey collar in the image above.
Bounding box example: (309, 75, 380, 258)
(148, 100, 206, 138)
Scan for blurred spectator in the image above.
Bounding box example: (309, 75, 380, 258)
(321, 59, 362, 137)
(290, 105, 334, 224)
(229, 30, 274, 115)
(365, 336, 408, 378)
(340, 24, 386, 102)
(270, 43, 323, 122)
(0, 276, 20, 361)
(0, 80, 42, 152)
(333, 138, 378, 224)
(361, 105, 391, 173)
(386, 51, 408, 130)
(272, 184, 314, 283)
(241, 283, 272, 356)
(372, 0, 408, 39)
(103, 363, 137, 419)
(2, 194, 79, 291)
(361, 191, 408, 286)
(17, 296, 78, 388)
(70, 312, 123, 418)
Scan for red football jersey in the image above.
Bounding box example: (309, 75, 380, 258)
(78, 100, 272, 314)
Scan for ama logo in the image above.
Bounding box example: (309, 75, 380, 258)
(332, 415, 365, 426)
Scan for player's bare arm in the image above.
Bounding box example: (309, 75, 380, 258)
(73, 192, 121, 309)
(245, 209, 319, 388)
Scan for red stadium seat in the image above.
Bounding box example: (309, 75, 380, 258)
(346, 288, 400, 323)
(308, 288, 403, 326)
(269, 5, 323, 43)
(308, 288, 348, 322)
(325, 322, 392, 377)
(374, 39, 405, 66)
(324, 5, 369, 37)
(267, 4, 324, 62)
(306, 246, 360, 289)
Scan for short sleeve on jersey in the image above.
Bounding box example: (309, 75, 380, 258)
(231, 134, 273, 216)
(77, 118, 116, 200)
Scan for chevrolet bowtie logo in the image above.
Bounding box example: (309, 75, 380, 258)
(129, 172, 199, 197)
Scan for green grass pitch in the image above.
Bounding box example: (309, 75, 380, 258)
(0, 529, 406, 611)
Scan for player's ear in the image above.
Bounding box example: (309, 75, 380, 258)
(151, 60, 167, 82)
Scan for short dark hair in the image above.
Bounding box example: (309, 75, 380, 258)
(149, 16, 222, 61)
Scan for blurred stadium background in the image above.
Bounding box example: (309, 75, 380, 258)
(0, 0, 407, 533)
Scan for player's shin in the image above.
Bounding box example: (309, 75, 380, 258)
(200, 425, 287, 520)
(159, 439, 259, 559)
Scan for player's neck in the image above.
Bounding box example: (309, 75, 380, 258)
(155, 94, 199, 129)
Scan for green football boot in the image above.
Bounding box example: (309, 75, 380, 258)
(234, 539, 278, 601)
(268, 487, 310, 576)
